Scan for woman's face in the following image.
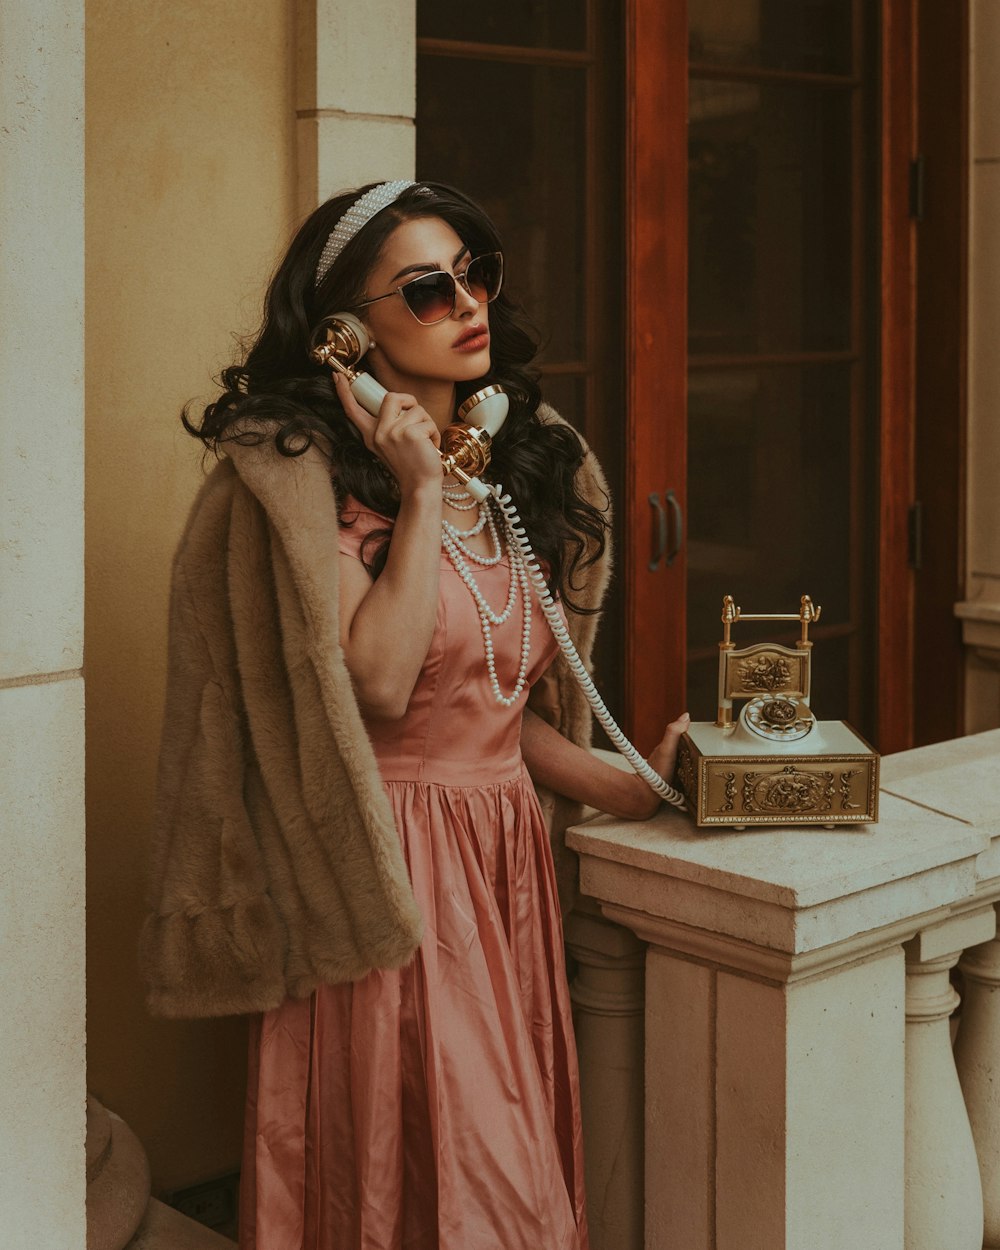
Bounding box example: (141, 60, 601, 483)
(357, 215, 492, 391)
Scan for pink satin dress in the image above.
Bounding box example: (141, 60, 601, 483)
(239, 502, 590, 1250)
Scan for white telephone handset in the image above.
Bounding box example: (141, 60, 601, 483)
(311, 313, 504, 503)
(310, 315, 687, 809)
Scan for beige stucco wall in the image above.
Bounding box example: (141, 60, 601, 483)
(84, 0, 297, 1191)
(962, 0, 1000, 732)
(84, 0, 418, 1197)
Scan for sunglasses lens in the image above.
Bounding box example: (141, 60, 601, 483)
(401, 272, 456, 324)
(467, 253, 503, 302)
(397, 253, 504, 323)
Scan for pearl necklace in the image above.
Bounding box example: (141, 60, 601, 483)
(442, 483, 479, 512)
(441, 489, 533, 707)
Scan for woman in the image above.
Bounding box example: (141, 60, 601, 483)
(143, 180, 688, 1249)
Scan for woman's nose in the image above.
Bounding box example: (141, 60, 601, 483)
(453, 274, 481, 315)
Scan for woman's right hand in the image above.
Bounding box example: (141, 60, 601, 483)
(334, 372, 442, 495)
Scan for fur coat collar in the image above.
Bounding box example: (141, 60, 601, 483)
(139, 405, 611, 1018)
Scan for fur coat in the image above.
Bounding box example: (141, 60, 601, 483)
(139, 405, 611, 1019)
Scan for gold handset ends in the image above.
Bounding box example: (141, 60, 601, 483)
(309, 313, 689, 811)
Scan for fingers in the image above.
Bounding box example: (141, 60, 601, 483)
(648, 711, 690, 785)
(333, 373, 442, 486)
(333, 375, 437, 449)
(372, 403, 439, 458)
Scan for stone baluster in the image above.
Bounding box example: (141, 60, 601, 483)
(954, 911, 1000, 1249)
(565, 905, 645, 1250)
(904, 908, 995, 1250)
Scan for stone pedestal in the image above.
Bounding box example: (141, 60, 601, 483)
(567, 729, 1000, 1250)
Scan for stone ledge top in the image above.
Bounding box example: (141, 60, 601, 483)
(570, 731, 1000, 955)
(568, 791, 983, 911)
(880, 728, 1000, 832)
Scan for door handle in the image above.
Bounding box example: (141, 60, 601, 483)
(649, 492, 667, 570)
(649, 490, 684, 570)
(665, 489, 683, 566)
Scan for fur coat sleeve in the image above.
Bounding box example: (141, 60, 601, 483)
(139, 430, 425, 1018)
(139, 405, 611, 1018)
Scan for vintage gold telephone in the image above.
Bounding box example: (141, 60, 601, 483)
(309, 314, 689, 809)
(676, 595, 880, 827)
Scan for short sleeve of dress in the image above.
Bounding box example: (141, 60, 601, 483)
(337, 501, 395, 562)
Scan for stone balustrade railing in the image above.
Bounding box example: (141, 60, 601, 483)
(566, 729, 1000, 1250)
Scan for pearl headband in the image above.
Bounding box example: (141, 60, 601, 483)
(314, 180, 418, 287)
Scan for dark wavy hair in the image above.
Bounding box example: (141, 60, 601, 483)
(183, 181, 609, 609)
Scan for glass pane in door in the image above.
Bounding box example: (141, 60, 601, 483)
(418, 2, 585, 49)
(686, 1, 877, 736)
(418, 57, 588, 390)
(686, 363, 866, 717)
(689, 0, 853, 74)
(688, 79, 853, 356)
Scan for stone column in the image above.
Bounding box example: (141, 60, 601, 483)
(606, 912, 907, 1250)
(903, 909, 994, 1250)
(0, 2, 86, 1246)
(954, 910, 1000, 1249)
(565, 906, 645, 1250)
(296, 0, 416, 215)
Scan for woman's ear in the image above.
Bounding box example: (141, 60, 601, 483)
(360, 321, 377, 353)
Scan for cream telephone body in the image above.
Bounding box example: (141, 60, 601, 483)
(310, 315, 688, 809)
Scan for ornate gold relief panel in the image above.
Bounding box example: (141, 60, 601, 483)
(680, 747, 879, 827)
(723, 643, 810, 700)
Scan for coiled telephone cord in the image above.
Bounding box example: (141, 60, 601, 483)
(492, 487, 688, 811)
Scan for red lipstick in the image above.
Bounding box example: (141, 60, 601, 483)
(452, 323, 489, 351)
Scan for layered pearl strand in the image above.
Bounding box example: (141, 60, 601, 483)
(441, 484, 533, 706)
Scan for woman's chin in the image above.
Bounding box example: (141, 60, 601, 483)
(456, 350, 492, 381)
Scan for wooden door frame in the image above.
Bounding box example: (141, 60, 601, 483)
(912, 0, 969, 745)
(624, 0, 919, 754)
(623, 0, 688, 750)
(879, 0, 918, 753)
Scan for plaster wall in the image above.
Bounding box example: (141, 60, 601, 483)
(84, 0, 296, 1191)
(0, 2, 86, 1244)
(84, 0, 418, 1199)
(964, 0, 1000, 731)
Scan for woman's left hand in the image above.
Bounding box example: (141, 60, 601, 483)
(630, 711, 691, 819)
(520, 707, 691, 824)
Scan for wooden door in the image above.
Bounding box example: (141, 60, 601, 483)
(416, 0, 918, 755)
(626, 0, 917, 753)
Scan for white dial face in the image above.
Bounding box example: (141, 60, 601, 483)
(741, 695, 815, 743)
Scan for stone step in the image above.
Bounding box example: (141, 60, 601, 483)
(126, 1199, 235, 1249)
